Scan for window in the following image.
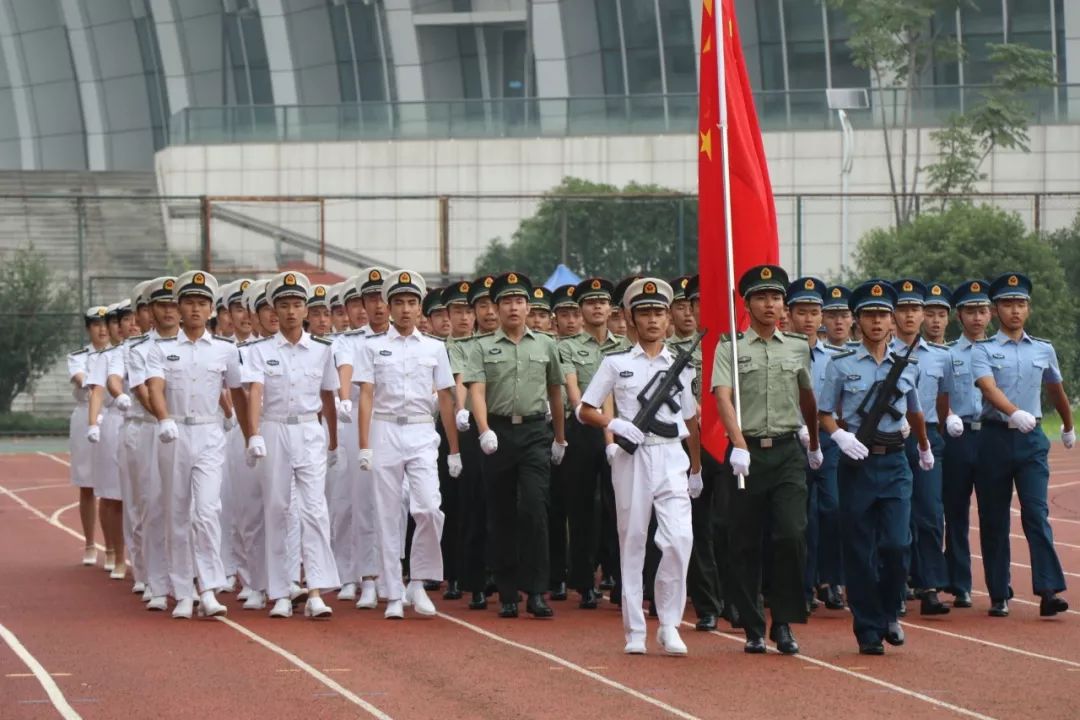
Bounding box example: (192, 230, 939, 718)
(132, 1, 169, 150)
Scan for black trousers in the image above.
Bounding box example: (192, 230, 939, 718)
(687, 448, 725, 617)
(452, 426, 488, 593)
(561, 417, 607, 592)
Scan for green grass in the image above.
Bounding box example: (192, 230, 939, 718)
(1041, 406, 1078, 441)
(0, 412, 69, 436)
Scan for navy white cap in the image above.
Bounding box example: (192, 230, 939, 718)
(623, 278, 673, 311)
(147, 276, 178, 303)
(267, 271, 310, 302)
(382, 269, 426, 302)
(244, 279, 269, 313)
(358, 267, 390, 297)
(308, 283, 331, 308)
(174, 270, 218, 301)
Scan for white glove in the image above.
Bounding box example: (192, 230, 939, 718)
(1063, 428, 1076, 450)
(945, 414, 964, 438)
(729, 447, 751, 477)
(86, 425, 101, 444)
(114, 393, 132, 412)
(900, 417, 911, 439)
(357, 448, 373, 471)
(797, 425, 810, 449)
(832, 429, 869, 461)
(807, 447, 824, 470)
(607, 418, 645, 445)
(1009, 409, 1037, 433)
(479, 430, 498, 455)
(223, 415, 237, 432)
(551, 440, 567, 465)
(246, 435, 266, 468)
(338, 398, 353, 423)
(447, 453, 463, 478)
(327, 448, 339, 468)
(918, 444, 935, 471)
(605, 443, 619, 465)
(158, 418, 179, 444)
(688, 471, 703, 499)
(455, 409, 471, 432)
(545, 402, 552, 423)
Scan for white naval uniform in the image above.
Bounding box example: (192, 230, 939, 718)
(86, 346, 125, 501)
(322, 334, 351, 579)
(127, 330, 171, 597)
(67, 347, 94, 489)
(247, 331, 341, 601)
(581, 345, 696, 646)
(121, 335, 153, 587)
(147, 331, 244, 599)
(356, 326, 453, 601)
(227, 337, 267, 593)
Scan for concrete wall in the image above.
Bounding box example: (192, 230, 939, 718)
(155, 124, 1080, 280)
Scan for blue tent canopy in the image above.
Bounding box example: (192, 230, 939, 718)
(544, 264, 581, 291)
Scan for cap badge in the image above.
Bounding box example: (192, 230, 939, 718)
(831, 288, 842, 299)
(459, 282, 469, 293)
(760, 267, 772, 280)
(871, 284, 883, 297)
(643, 281, 657, 294)
(930, 285, 942, 296)
(370, 270, 381, 282)
(971, 282, 980, 292)
(901, 281, 913, 292)
(399, 272, 411, 285)
(591, 279, 602, 290)
(804, 279, 814, 290)
(163, 279, 175, 291)
(533, 288, 543, 298)
(240, 280, 251, 291)
(483, 277, 493, 288)
(193, 273, 205, 285)
(507, 273, 518, 284)
(567, 287, 575, 296)
(315, 286, 326, 297)
(680, 278, 688, 288)
(1007, 275, 1019, 287)
(284, 274, 297, 286)
(97, 307, 107, 317)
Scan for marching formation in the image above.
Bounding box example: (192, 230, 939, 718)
(66, 263, 1074, 656)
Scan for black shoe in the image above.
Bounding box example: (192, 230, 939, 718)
(898, 602, 907, 617)
(498, 601, 518, 618)
(526, 593, 554, 618)
(769, 624, 799, 655)
(443, 580, 462, 600)
(1040, 594, 1069, 617)
(695, 614, 718, 631)
(920, 591, 950, 616)
(549, 582, 567, 601)
(599, 575, 615, 591)
(648, 600, 658, 618)
(905, 586, 915, 601)
(824, 586, 846, 611)
(468, 591, 487, 610)
(744, 630, 767, 654)
(885, 622, 905, 646)
(859, 641, 885, 656)
(988, 599, 1009, 617)
(423, 580, 441, 592)
(578, 588, 600, 609)
(484, 575, 498, 597)
(952, 591, 972, 608)
(609, 585, 621, 607)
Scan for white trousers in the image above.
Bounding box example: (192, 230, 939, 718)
(341, 398, 380, 581)
(611, 442, 693, 643)
(158, 423, 228, 599)
(138, 420, 171, 597)
(220, 424, 240, 577)
(227, 426, 267, 591)
(122, 418, 151, 583)
(370, 420, 444, 601)
(261, 420, 340, 601)
(92, 409, 124, 500)
(69, 402, 94, 488)
(325, 419, 354, 581)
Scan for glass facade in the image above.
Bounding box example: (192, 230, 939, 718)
(223, 5, 272, 106)
(132, 0, 170, 151)
(329, 0, 396, 128)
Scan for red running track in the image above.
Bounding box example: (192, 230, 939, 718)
(2, 448, 1080, 720)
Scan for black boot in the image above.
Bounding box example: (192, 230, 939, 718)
(468, 591, 488, 610)
(549, 582, 568, 601)
(443, 580, 462, 600)
(526, 593, 554, 618)
(920, 590, 951, 616)
(579, 588, 600, 610)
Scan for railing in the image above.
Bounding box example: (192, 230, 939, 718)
(167, 84, 1080, 145)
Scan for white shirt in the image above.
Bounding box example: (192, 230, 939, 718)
(86, 345, 125, 408)
(331, 327, 368, 403)
(356, 326, 454, 417)
(146, 330, 244, 417)
(246, 331, 340, 417)
(126, 328, 162, 389)
(67, 345, 92, 404)
(582, 344, 697, 440)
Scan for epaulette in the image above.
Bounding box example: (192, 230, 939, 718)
(720, 332, 744, 342)
(975, 338, 994, 344)
(534, 330, 555, 338)
(213, 334, 235, 344)
(606, 348, 632, 356)
(475, 331, 494, 339)
(69, 347, 89, 356)
(927, 341, 949, 350)
(946, 339, 958, 347)
(845, 340, 860, 347)
(823, 343, 846, 352)
(422, 332, 446, 343)
(1029, 335, 1053, 344)
(155, 336, 177, 343)
(239, 336, 269, 348)
(782, 331, 808, 340)
(311, 336, 333, 346)
(128, 336, 149, 349)
(366, 331, 387, 338)
(831, 349, 856, 359)
(344, 328, 366, 337)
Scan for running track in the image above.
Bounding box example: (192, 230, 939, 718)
(2, 447, 1079, 719)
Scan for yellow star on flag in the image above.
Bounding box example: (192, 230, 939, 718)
(704, 0, 713, 17)
(699, 128, 713, 162)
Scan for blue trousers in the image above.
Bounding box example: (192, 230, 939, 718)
(804, 438, 843, 595)
(974, 424, 1065, 600)
(838, 451, 912, 646)
(904, 428, 948, 590)
(942, 426, 980, 594)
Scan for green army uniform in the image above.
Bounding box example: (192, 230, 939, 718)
(465, 273, 565, 610)
(712, 265, 813, 647)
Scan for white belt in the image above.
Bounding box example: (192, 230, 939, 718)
(373, 413, 434, 425)
(964, 420, 982, 431)
(169, 415, 220, 426)
(642, 435, 681, 446)
(263, 413, 319, 425)
(127, 415, 151, 425)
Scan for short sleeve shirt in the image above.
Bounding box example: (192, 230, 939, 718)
(146, 331, 244, 417)
(246, 331, 340, 417)
(971, 330, 1062, 421)
(356, 326, 454, 417)
(463, 327, 564, 416)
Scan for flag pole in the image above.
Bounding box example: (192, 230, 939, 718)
(716, 2, 745, 490)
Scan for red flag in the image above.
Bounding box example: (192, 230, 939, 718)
(698, 0, 780, 460)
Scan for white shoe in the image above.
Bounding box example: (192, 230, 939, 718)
(624, 637, 647, 655)
(356, 580, 378, 609)
(198, 591, 228, 618)
(110, 566, 126, 580)
(657, 626, 688, 656)
(405, 582, 437, 616)
(338, 582, 357, 602)
(305, 596, 333, 619)
(172, 598, 194, 619)
(146, 596, 168, 611)
(141, 586, 153, 602)
(289, 582, 309, 604)
(237, 586, 253, 602)
(384, 599, 404, 619)
(222, 576, 237, 593)
(243, 591, 267, 610)
(103, 551, 116, 572)
(132, 581, 146, 595)
(269, 598, 293, 618)
(82, 547, 97, 566)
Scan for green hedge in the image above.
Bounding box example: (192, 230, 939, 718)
(0, 413, 70, 435)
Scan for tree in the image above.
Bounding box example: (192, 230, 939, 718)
(851, 203, 1079, 390)
(0, 247, 78, 413)
(474, 177, 698, 282)
(1046, 212, 1080, 397)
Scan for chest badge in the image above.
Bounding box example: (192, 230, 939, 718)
(846, 374, 861, 381)
(953, 359, 964, 366)
(166, 354, 180, 362)
(379, 350, 392, 357)
(577, 350, 590, 357)
(991, 353, 1006, 359)
(267, 359, 280, 366)
(619, 370, 634, 378)
(489, 348, 502, 355)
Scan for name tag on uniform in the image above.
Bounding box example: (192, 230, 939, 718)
(267, 359, 280, 366)
(846, 374, 861, 381)
(953, 359, 963, 366)
(619, 371, 634, 378)
(489, 348, 502, 355)
(379, 350, 392, 357)
(166, 354, 180, 362)
(992, 353, 1006, 359)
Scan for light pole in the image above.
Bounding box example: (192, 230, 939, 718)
(826, 89, 869, 274)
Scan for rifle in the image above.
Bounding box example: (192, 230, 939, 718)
(615, 331, 705, 455)
(851, 337, 918, 456)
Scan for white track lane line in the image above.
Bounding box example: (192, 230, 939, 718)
(0, 482, 394, 720)
(438, 611, 699, 720)
(36, 452, 71, 467)
(970, 590, 1080, 617)
(1013, 508, 1080, 526)
(897, 620, 1080, 668)
(969, 524, 1080, 551)
(50, 502, 79, 526)
(10, 483, 72, 493)
(970, 552, 1080, 579)
(685, 623, 998, 720)
(0, 623, 82, 720)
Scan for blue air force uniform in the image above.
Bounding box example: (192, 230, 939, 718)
(817, 282, 922, 648)
(972, 273, 1067, 608)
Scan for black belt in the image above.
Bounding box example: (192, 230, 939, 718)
(962, 420, 983, 431)
(489, 413, 547, 425)
(743, 434, 796, 449)
(982, 419, 1041, 430)
(869, 444, 905, 455)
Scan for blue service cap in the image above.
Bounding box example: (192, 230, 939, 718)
(924, 282, 952, 308)
(893, 278, 926, 306)
(850, 280, 897, 313)
(786, 276, 826, 305)
(823, 285, 851, 311)
(950, 279, 991, 307)
(989, 272, 1032, 301)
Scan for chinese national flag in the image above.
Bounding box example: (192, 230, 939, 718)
(698, 0, 780, 460)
